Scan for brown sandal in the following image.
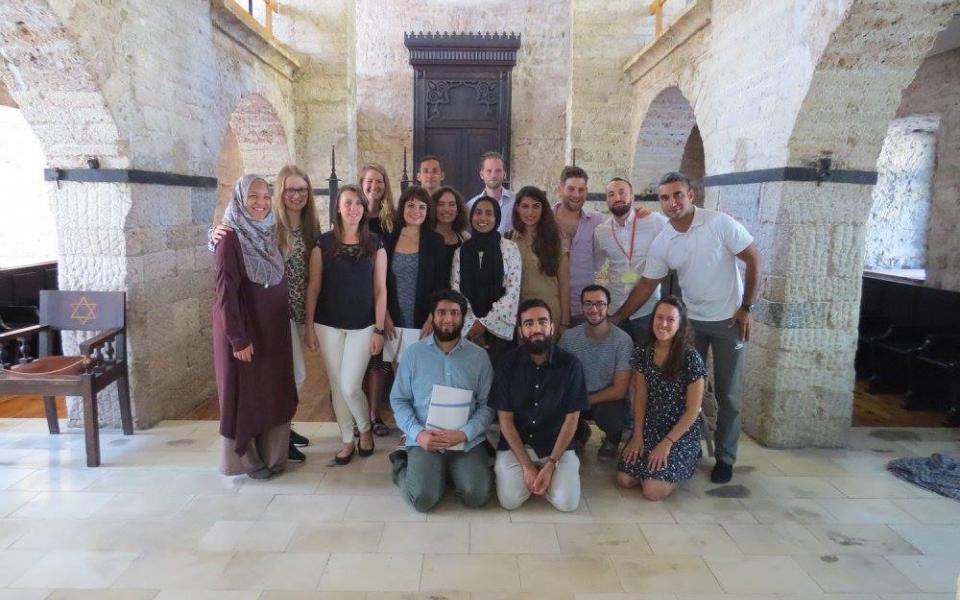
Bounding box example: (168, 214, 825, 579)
(372, 417, 390, 437)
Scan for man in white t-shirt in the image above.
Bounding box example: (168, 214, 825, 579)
(610, 172, 761, 484)
(593, 177, 668, 346)
(468, 152, 515, 234)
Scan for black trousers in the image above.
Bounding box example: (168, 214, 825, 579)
(577, 399, 629, 445)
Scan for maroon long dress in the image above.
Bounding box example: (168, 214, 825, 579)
(213, 230, 298, 473)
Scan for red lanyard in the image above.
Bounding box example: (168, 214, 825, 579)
(611, 211, 639, 261)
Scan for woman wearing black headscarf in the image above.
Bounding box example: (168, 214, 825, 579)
(451, 196, 522, 362)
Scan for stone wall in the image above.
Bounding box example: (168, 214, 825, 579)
(895, 47, 960, 292)
(864, 115, 939, 270)
(2, 0, 301, 428)
(353, 0, 572, 196)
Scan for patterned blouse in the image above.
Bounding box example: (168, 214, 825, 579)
(451, 236, 522, 341)
(285, 228, 308, 324)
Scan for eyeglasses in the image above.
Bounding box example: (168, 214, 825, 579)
(582, 301, 608, 309)
(284, 187, 309, 196)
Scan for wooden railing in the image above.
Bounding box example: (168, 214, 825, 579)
(232, 0, 279, 36)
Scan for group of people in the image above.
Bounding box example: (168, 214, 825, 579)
(211, 151, 761, 513)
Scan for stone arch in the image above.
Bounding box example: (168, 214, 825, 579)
(1, 1, 133, 427)
(744, 1, 957, 447)
(632, 86, 699, 194)
(214, 93, 293, 221)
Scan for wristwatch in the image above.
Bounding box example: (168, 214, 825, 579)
(740, 302, 754, 312)
(545, 456, 559, 466)
(373, 327, 385, 336)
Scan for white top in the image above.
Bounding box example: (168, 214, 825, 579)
(643, 207, 754, 322)
(593, 208, 668, 319)
(451, 236, 522, 341)
(468, 188, 516, 234)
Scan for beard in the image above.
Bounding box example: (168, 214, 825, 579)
(609, 203, 631, 217)
(433, 323, 463, 342)
(522, 334, 552, 355)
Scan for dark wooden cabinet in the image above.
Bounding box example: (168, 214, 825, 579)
(405, 32, 521, 195)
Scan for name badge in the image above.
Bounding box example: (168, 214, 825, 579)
(620, 271, 639, 285)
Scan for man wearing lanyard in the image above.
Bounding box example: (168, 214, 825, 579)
(593, 177, 668, 346)
(554, 165, 602, 327)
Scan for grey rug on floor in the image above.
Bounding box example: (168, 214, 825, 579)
(887, 453, 960, 501)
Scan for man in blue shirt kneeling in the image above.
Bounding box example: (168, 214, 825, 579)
(389, 290, 495, 512)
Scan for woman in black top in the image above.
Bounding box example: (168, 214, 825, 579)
(385, 187, 449, 348)
(304, 184, 387, 465)
(432, 185, 470, 284)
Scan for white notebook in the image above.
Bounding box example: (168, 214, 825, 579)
(425, 384, 473, 451)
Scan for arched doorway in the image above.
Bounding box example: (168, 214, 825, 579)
(751, 1, 958, 444)
(632, 86, 700, 195)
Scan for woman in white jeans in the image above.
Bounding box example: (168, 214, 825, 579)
(304, 184, 387, 465)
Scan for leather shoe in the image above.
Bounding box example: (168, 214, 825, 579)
(290, 429, 310, 447)
(710, 460, 733, 484)
(334, 445, 356, 465)
(288, 442, 306, 463)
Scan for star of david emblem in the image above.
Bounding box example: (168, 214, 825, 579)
(70, 296, 97, 326)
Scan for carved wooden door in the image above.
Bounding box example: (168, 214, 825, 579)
(406, 33, 521, 195)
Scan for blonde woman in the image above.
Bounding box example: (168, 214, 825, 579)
(360, 163, 396, 436)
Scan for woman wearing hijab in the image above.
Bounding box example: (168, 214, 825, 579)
(451, 195, 522, 363)
(213, 174, 298, 479)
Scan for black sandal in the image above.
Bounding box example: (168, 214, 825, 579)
(372, 418, 390, 437)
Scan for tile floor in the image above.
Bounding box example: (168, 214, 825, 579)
(0, 418, 957, 599)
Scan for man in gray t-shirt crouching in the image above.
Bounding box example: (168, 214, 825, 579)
(559, 284, 634, 458)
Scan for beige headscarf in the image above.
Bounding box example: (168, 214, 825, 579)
(222, 174, 285, 287)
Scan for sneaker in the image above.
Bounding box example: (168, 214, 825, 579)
(288, 442, 306, 463)
(710, 460, 733, 484)
(597, 437, 617, 459)
(248, 466, 274, 480)
(290, 429, 309, 447)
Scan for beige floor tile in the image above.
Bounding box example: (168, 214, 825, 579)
(9, 491, 113, 519)
(0, 467, 36, 490)
(112, 551, 235, 589)
(259, 592, 365, 600)
(197, 519, 300, 552)
(554, 523, 652, 556)
(640, 523, 741, 556)
(286, 521, 384, 553)
(344, 495, 427, 522)
(319, 553, 422, 592)
(666, 496, 758, 524)
(885, 555, 960, 593)
(234, 468, 324, 496)
(0, 549, 46, 585)
(90, 491, 193, 519)
(0, 490, 39, 517)
(576, 594, 675, 600)
(378, 521, 469, 553)
(888, 524, 960, 556)
(469, 522, 559, 554)
(583, 491, 676, 523)
(0, 518, 32, 548)
(263, 494, 351, 522)
(0, 590, 49, 599)
(7, 467, 104, 492)
(421, 553, 520, 592)
(793, 554, 920, 594)
(43, 591, 159, 600)
(12, 550, 139, 589)
(763, 450, 851, 477)
(368, 593, 469, 600)
(610, 555, 722, 594)
(817, 499, 919, 525)
(721, 522, 824, 555)
(175, 491, 273, 522)
(315, 471, 400, 496)
(751, 476, 844, 498)
(878, 594, 957, 600)
(802, 524, 921, 555)
(519, 555, 622, 593)
(891, 498, 960, 524)
(777, 594, 878, 600)
(703, 555, 822, 594)
(741, 497, 837, 525)
(214, 551, 329, 590)
(154, 592, 259, 600)
(825, 476, 928, 499)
